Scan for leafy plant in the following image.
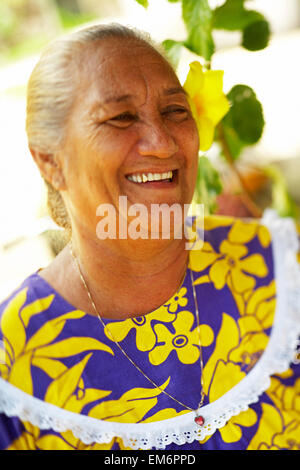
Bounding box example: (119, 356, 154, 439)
(135, 0, 296, 219)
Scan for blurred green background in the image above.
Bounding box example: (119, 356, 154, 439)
(0, 0, 300, 300)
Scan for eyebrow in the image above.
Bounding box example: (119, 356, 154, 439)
(163, 86, 188, 97)
(90, 86, 188, 115)
(103, 94, 133, 104)
(103, 87, 187, 105)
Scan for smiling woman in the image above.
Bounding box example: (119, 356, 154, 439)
(0, 23, 300, 451)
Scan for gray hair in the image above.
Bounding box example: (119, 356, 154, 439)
(26, 23, 170, 232)
(26, 23, 167, 153)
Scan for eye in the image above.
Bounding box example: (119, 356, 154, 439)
(108, 112, 137, 128)
(162, 106, 190, 121)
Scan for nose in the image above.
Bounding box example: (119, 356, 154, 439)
(137, 118, 179, 159)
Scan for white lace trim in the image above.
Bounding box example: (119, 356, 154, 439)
(0, 210, 300, 450)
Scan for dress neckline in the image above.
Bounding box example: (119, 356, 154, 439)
(33, 263, 190, 324)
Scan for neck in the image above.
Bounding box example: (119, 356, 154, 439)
(69, 229, 189, 319)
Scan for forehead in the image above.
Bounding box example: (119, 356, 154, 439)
(77, 38, 181, 102)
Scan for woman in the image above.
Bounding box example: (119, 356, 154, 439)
(0, 23, 299, 451)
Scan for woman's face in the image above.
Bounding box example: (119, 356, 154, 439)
(59, 38, 199, 239)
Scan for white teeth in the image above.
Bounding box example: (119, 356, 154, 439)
(127, 171, 173, 183)
(147, 173, 154, 181)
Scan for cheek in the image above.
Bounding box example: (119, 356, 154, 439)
(86, 128, 132, 174)
(178, 121, 199, 168)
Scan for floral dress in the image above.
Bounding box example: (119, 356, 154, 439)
(0, 211, 299, 450)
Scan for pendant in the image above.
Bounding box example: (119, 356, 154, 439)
(194, 415, 205, 426)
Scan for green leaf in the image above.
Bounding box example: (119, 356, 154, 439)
(182, 0, 215, 61)
(225, 85, 265, 145)
(162, 39, 183, 69)
(167, 0, 181, 2)
(182, 0, 212, 28)
(134, 0, 149, 8)
(213, 0, 264, 31)
(184, 29, 215, 61)
(194, 155, 223, 213)
(242, 19, 271, 51)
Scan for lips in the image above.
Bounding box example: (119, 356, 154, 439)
(126, 170, 175, 184)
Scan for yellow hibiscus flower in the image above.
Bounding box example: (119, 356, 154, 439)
(149, 310, 214, 366)
(183, 61, 230, 151)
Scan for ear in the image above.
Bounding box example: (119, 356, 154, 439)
(29, 148, 67, 190)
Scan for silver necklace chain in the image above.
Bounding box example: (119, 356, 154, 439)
(69, 243, 205, 415)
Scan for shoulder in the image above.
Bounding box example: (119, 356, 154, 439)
(0, 273, 57, 388)
(0, 273, 56, 325)
(190, 209, 299, 270)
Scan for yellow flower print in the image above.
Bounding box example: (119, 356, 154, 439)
(219, 408, 257, 444)
(205, 305, 275, 402)
(142, 407, 189, 422)
(248, 401, 300, 450)
(202, 313, 238, 396)
(183, 61, 230, 151)
(7, 421, 40, 450)
(189, 241, 220, 274)
(204, 215, 234, 231)
(226, 219, 271, 248)
(203, 313, 262, 398)
(229, 330, 269, 373)
(9, 364, 154, 448)
(210, 238, 268, 293)
(208, 361, 246, 402)
(44, 353, 92, 407)
(227, 281, 275, 364)
(238, 279, 276, 322)
(88, 378, 171, 423)
(8, 420, 125, 450)
(165, 287, 188, 313)
(149, 311, 214, 366)
(0, 288, 113, 395)
(272, 422, 300, 450)
(224, 282, 276, 372)
(267, 376, 300, 420)
(104, 305, 175, 352)
(189, 220, 268, 293)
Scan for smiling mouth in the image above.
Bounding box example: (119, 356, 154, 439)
(126, 170, 177, 184)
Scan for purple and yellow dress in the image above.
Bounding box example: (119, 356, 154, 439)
(0, 211, 300, 450)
